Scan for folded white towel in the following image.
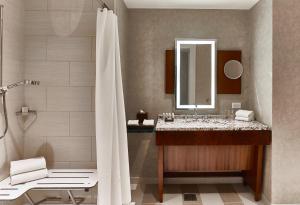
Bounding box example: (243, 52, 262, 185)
(10, 157, 47, 176)
(128, 120, 139, 126)
(235, 116, 254, 122)
(143, 119, 155, 126)
(235, 110, 254, 118)
(10, 169, 48, 185)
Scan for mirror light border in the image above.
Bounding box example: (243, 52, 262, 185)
(175, 39, 216, 109)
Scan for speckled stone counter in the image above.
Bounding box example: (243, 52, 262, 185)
(155, 115, 270, 131)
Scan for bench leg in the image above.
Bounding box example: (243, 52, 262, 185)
(67, 190, 78, 205)
(25, 193, 35, 205)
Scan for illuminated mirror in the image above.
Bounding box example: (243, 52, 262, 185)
(175, 39, 216, 109)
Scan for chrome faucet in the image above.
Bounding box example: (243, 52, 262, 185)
(193, 106, 198, 120)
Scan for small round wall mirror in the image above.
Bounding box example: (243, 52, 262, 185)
(224, 60, 243, 79)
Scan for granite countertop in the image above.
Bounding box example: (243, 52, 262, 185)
(155, 115, 271, 131)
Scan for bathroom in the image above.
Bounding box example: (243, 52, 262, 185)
(0, 0, 299, 205)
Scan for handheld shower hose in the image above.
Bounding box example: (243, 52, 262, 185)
(0, 80, 40, 139)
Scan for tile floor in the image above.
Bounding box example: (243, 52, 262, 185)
(131, 183, 266, 205)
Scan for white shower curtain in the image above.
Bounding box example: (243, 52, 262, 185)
(95, 8, 131, 205)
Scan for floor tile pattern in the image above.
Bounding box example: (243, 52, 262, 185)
(131, 183, 266, 205)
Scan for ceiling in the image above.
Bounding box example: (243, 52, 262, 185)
(124, 0, 260, 10)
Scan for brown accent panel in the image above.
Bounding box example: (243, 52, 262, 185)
(165, 50, 175, 94)
(243, 145, 264, 201)
(164, 146, 253, 172)
(164, 171, 243, 178)
(217, 50, 242, 94)
(156, 130, 272, 146)
(158, 146, 164, 203)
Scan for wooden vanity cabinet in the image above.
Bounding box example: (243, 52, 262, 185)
(156, 130, 271, 202)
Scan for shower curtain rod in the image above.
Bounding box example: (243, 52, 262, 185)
(96, 0, 110, 10)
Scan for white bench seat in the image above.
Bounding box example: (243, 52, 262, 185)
(0, 169, 98, 205)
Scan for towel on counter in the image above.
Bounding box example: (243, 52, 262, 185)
(235, 116, 254, 122)
(10, 169, 48, 185)
(143, 119, 155, 126)
(128, 120, 139, 126)
(10, 157, 47, 176)
(235, 110, 255, 119)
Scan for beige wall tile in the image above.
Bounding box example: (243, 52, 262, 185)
(91, 86, 95, 111)
(25, 112, 70, 137)
(0, 0, 25, 181)
(2, 60, 23, 84)
(25, 11, 52, 35)
(46, 136, 92, 162)
(48, 11, 72, 36)
(69, 161, 97, 169)
(91, 136, 96, 161)
(24, 0, 47, 11)
(24, 136, 46, 158)
(47, 162, 70, 169)
(70, 62, 96, 86)
(71, 12, 97, 36)
(24, 36, 47, 60)
(48, 0, 93, 11)
(91, 36, 96, 61)
(25, 61, 70, 86)
(25, 87, 47, 111)
(47, 87, 92, 111)
(70, 112, 95, 136)
(47, 37, 92, 61)
(22, 0, 128, 175)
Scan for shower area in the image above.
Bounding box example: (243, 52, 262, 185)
(0, 0, 129, 204)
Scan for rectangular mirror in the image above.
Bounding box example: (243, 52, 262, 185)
(175, 39, 216, 109)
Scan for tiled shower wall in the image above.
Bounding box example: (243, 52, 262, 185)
(23, 0, 128, 169)
(0, 0, 25, 183)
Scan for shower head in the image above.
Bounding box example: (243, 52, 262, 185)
(0, 80, 40, 94)
(6, 80, 40, 89)
(23, 80, 40, 86)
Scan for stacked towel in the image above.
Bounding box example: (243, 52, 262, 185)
(10, 157, 48, 185)
(128, 120, 139, 126)
(235, 110, 255, 122)
(143, 119, 155, 126)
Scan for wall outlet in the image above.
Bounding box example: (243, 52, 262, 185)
(232, 102, 242, 109)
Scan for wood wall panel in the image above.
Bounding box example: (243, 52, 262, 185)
(165, 50, 175, 94)
(217, 50, 242, 94)
(164, 145, 253, 172)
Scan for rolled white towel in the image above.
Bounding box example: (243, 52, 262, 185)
(10, 157, 47, 176)
(235, 110, 254, 118)
(235, 116, 254, 122)
(143, 119, 155, 126)
(10, 169, 48, 185)
(128, 120, 139, 126)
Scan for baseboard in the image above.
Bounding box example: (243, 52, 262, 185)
(132, 176, 243, 184)
(271, 204, 300, 205)
(262, 194, 271, 205)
